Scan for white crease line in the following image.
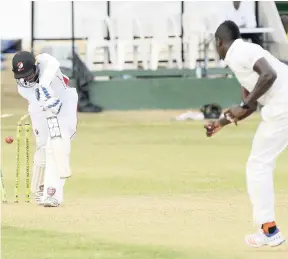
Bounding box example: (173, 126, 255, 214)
(0, 114, 13, 118)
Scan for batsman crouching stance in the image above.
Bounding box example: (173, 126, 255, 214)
(12, 51, 78, 207)
(205, 21, 288, 247)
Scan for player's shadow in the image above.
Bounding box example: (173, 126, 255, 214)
(244, 246, 288, 253)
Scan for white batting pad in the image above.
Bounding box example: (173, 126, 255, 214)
(43, 133, 70, 203)
(45, 114, 71, 178)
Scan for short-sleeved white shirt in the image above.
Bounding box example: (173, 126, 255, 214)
(224, 39, 288, 107)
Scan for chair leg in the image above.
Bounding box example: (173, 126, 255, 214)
(133, 45, 138, 69)
(175, 43, 183, 69)
(150, 41, 159, 70)
(103, 47, 109, 69)
(168, 45, 173, 68)
(108, 43, 117, 69)
(85, 41, 95, 70)
(116, 42, 126, 71)
(187, 42, 198, 69)
(140, 43, 149, 70)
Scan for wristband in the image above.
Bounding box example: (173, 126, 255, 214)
(240, 101, 250, 109)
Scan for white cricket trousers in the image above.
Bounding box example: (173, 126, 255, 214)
(246, 106, 288, 225)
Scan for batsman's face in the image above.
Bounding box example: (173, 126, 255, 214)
(16, 66, 39, 88)
(26, 72, 37, 82)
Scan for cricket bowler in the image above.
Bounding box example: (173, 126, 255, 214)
(204, 20, 288, 247)
(12, 51, 78, 207)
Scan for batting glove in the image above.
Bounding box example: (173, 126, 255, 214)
(35, 86, 62, 115)
(42, 97, 62, 115)
(35, 86, 55, 102)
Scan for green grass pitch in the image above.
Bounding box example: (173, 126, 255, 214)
(1, 108, 288, 259)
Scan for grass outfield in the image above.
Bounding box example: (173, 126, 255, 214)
(1, 68, 288, 258)
(1, 108, 288, 259)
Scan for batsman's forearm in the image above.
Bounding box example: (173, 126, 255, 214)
(245, 74, 276, 106)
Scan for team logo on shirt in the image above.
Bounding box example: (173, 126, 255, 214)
(17, 62, 24, 72)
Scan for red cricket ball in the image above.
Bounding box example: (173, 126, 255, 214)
(5, 136, 14, 144)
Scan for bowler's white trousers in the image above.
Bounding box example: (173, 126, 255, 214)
(29, 88, 78, 204)
(246, 104, 288, 225)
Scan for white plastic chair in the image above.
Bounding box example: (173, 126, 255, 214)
(149, 15, 182, 70)
(203, 14, 223, 66)
(112, 16, 148, 70)
(85, 17, 117, 70)
(182, 13, 207, 69)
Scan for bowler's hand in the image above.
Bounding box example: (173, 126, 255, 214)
(224, 106, 247, 124)
(204, 120, 222, 137)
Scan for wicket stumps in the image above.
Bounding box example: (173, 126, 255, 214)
(1, 169, 7, 203)
(14, 114, 31, 203)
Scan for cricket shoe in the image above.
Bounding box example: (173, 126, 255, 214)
(43, 187, 59, 207)
(245, 228, 285, 248)
(43, 196, 60, 207)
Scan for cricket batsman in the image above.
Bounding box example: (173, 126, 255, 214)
(204, 20, 288, 247)
(12, 51, 78, 207)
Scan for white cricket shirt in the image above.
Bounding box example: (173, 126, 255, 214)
(17, 53, 78, 114)
(224, 39, 288, 107)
